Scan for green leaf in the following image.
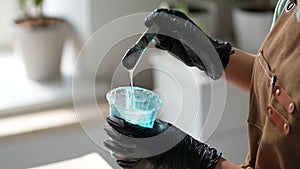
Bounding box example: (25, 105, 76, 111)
(35, 0, 43, 6)
(19, 0, 26, 6)
(19, 0, 43, 7)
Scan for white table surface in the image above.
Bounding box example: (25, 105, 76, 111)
(29, 153, 113, 169)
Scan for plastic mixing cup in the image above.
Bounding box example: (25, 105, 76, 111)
(106, 86, 162, 128)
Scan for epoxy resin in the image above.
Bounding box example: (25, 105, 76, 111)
(106, 86, 162, 128)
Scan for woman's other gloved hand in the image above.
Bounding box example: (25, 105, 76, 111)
(104, 116, 222, 169)
(145, 8, 234, 80)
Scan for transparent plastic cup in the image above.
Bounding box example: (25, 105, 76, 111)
(106, 86, 162, 128)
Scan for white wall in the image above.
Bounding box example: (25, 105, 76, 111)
(43, 0, 172, 45)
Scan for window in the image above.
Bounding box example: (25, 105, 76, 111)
(0, 0, 82, 116)
(0, 0, 19, 50)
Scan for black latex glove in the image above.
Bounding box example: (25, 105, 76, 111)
(103, 116, 221, 169)
(145, 8, 234, 80)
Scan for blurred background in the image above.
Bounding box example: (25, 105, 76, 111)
(0, 0, 277, 168)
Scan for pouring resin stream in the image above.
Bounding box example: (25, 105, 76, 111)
(106, 24, 162, 128)
(128, 69, 136, 111)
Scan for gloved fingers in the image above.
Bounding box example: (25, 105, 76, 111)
(182, 43, 206, 70)
(112, 153, 140, 168)
(116, 160, 139, 168)
(145, 8, 193, 28)
(103, 124, 136, 146)
(103, 124, 121, 139)
(117, 159, 155, 169)
(145, 8, 213, 73)
(169, 41, 197, 66)
(153, 34, 170, 50)
(157, 35, 202, 70)
(105, 118, 191, 160)
(154, 33, 183, 51)
(104, 123, 150, 151)
(145, 8, 227, 80)
(110, 116, 175, 138)
(107, 116, 183, 139)
(107, 116, 169, 138)
(145, 10, 217, 72)
(106, 116, 147, 137)
(144, 8, 169, 28)
(103, 139, 136, 157)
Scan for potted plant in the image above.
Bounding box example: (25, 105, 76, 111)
(231, 0, 277, 53)
(13, 0, 67, 81)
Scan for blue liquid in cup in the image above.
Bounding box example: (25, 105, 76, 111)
(106, 86, 162, 128)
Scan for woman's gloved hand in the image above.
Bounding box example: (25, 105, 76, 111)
(103, 116, 222, 169)
(145, 8, 234, 80)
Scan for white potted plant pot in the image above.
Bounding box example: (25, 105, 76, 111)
(12, 0, 67, 81)
(13, 19, 67, 81)
(232, 3, 274, 53)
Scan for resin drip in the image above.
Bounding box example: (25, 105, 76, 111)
(128, 69, 135, 109)
(129, 69, 134, 94)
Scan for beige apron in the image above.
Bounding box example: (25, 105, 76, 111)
(242, 1, 300, 168)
